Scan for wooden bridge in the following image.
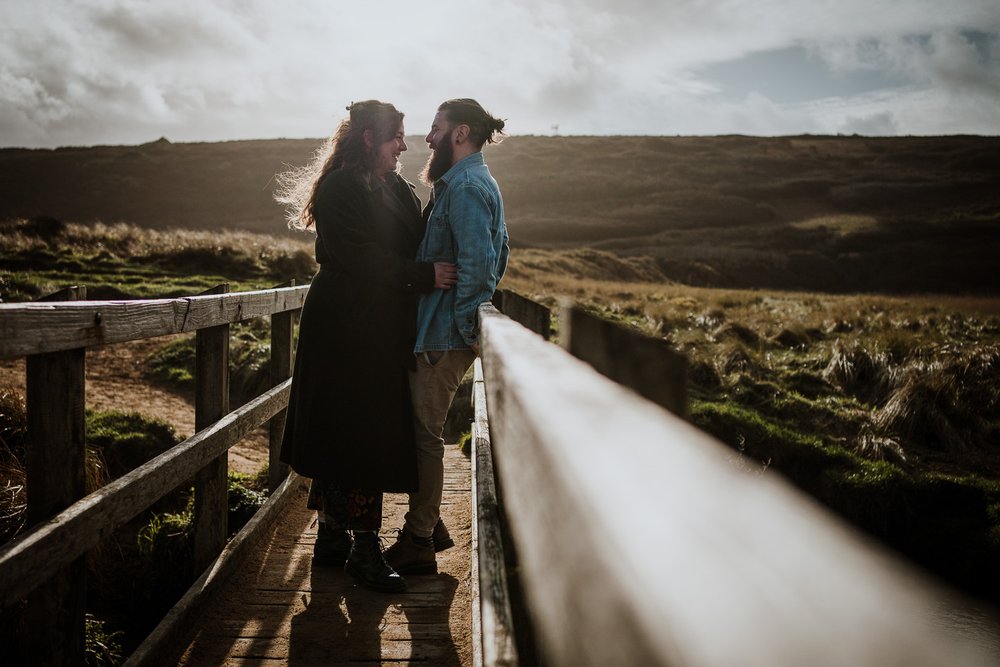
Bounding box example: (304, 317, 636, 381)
(1, 285, 998, 666)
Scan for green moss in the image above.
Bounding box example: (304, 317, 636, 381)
(86, 410, 182, 479)
(146, 336, 196, 388)
(228, 472, 267, 530)
(458, 431, 473, 458)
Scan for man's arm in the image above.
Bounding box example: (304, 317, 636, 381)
(450, 183, 501, 348)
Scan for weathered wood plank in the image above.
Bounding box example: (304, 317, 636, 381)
(125, 472, 309, 667)
(194, 284, 230, 574)
(0, 285, 310, 359)
(559, 301, 688, 417)
(22, 286, 87, 665)
(471, 357, 518, 667)
(0, 380, 291, 610)
(478, 303, 996, 667)
(268, 280, 294, 492)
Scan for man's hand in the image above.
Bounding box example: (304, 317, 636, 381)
(433, 262, 458, 289)
(471, 342, 481, 355)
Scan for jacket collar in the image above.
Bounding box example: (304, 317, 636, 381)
(436, 151, 485, 191)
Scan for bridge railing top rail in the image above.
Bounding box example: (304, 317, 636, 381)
(0, 284, 310, 359)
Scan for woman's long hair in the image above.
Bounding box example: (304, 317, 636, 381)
(275, 100, 404, 231)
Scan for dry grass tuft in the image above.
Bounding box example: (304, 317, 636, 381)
(823, 343, 894, 403)
(0, 387, 27, 543)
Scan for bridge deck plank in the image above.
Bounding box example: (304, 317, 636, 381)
(176, 445, 473, 666)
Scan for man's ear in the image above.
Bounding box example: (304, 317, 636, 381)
(363, 129, 373, 149)
(454, 124, 470, 144)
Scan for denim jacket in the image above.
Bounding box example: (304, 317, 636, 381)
(414, 151, 509, 352)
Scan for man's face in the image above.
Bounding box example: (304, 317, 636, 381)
(422, 111, 456, 185)
(425, 111, 452, 153)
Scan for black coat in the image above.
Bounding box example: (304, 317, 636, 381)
(280, 169, 435, 491)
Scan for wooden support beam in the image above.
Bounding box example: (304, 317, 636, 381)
(23, 286, 87, 665)
(194, 284, 230, 574)
(268, 280, 295, 493)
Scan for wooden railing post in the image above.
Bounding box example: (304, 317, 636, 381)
(24, 286, 87, 665)
(559, 300, 688, 417)
(268, 280, 294, 492)
(194, 284, 230, 573)
(493, 290, 552, 339)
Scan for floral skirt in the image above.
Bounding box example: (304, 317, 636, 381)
(307, 478, 383, 531)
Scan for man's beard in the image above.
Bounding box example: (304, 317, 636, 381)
(420, 131, 454, 186)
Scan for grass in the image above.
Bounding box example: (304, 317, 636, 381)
(146, 318, 277, 407)
(0, 218, 315, 301)
(1, 133, 998, 630)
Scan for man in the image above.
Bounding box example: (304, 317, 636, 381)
(386, 98, 509, 574)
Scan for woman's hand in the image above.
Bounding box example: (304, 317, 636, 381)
(433, 262, 458, 289)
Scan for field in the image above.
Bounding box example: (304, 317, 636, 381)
(1, 134, 998, 295)
(1, 135, 998, 627)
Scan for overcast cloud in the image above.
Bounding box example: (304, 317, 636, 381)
(1, 0, 997, 147)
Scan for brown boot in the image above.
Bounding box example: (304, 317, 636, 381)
(384, 526, 437, 575)
(433, 518, 455, 553)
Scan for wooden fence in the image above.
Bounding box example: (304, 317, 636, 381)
(475, 298, 999, 667)
(3, 285, 997, 666)
(0, 283, 308, 666)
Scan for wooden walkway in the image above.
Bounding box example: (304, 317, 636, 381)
(175, 444, 474, 666)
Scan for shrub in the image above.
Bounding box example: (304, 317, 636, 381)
(266, 247, 317, 284)
(0, 386, 27, 462)
(716, 341, 759, 376)
(230, 323, 272, 407)
(135, 510, 193, 606)
(228, 472, 267, 530)
(0, 387, 28, 544)
(713, 322, 761, 346)
(822, 342, 894, 404)
(85, 614, 124, 667)
(146, 336, 196, 387)
(86, 410, 182, 479)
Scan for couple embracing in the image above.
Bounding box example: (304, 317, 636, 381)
(276, 98, 509, 592)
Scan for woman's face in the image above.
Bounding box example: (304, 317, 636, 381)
(375, 124, 407, 179)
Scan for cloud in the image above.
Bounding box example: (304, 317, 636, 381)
(0, 0, 998, 146)
(838, 111, 900, 136)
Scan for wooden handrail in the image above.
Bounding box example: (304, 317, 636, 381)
(0, 285, 309, 358)
(471, 358, 518, 667)
(0, 283, 306, 665)
(0, 379, 291, 610)
(477, 302, 995, 667)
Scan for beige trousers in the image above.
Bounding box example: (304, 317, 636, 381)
(406, 349, 477, 537)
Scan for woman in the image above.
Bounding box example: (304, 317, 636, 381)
(275, 100, 456, 593)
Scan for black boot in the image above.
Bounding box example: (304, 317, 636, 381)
(345, 531, 407, 593)
(313, 522, 353, 567)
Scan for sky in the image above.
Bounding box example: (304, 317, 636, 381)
(1, 0, 998, 148)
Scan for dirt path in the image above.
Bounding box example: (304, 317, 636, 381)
(0, 334, 268, 475)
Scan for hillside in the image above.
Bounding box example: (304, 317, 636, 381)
(1, 134, 998, 294)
